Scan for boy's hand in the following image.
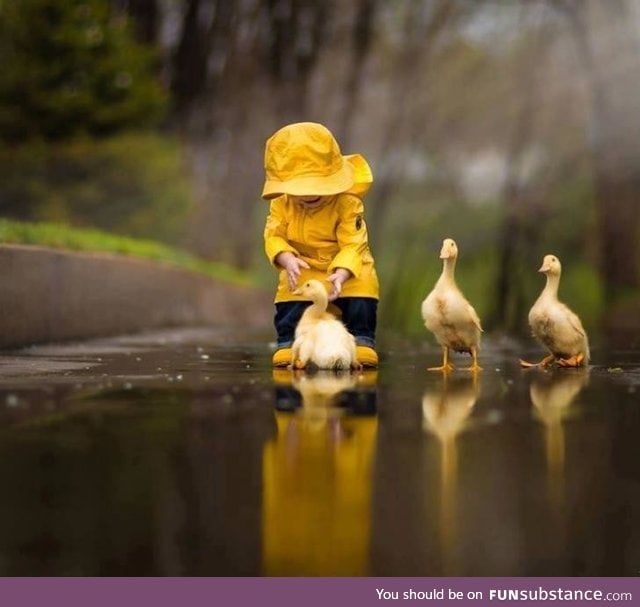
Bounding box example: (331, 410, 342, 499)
(276, 252, 311, 291)
(327, 268, 352, 301)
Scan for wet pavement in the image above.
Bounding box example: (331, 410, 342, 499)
(0, 327, 638, 576)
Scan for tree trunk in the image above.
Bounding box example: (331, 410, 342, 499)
(561, 0, 640, 302)
(366, 0, 458, 245)
(118, 0, 159, 45)
(335, 0, 377, 148)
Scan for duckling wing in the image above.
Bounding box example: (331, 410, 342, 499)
(421, 289, 438, 326)
(564, 306, 587, 339)
(532, 303, 587, 357)
(422, 288, 481, 352)
(467, 302, 483, 333)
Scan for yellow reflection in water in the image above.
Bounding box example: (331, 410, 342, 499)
(422, 374, 479, 574)
(262, 371, 377, 575)
(530, 369, 589, 508)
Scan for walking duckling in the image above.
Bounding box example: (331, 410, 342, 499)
(291, 279, 361, 370)
(421, 238, 483, 372)
(520, 254, 590, 368)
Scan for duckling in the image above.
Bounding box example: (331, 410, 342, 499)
(292, 371, 356, 431)
(421, 238, 483, 372)
(520, 255, 590, 368)
(291, 279, 360, 370)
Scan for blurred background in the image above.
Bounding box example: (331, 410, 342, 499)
(2, 0, 640, 345)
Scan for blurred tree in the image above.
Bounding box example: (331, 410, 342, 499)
(0, 0, 167, 141)
(491, 5, 552, 332)
(112, 0, 159, 45)
(558, 0, 640, 304)
(334, 0, 377, 148)
(171, 0, 232, 118)
(366, 0, 463, 243)
(264, 0, 329, 120)
(0, 134, 193, 246)
(167, 0, 334, 265)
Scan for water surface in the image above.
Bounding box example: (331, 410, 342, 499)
(0, 328, 638, 576)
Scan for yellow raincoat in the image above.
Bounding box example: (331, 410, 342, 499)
(264, 193, 380, 303)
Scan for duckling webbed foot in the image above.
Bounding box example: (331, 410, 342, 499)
(429, 347, 455, 373)
(292, 359, 308, 370)
(428, 363, 455, 373)
(519, 354, 555, 368)
(557, 353, 586, 367)
(461, 348, 482, 372)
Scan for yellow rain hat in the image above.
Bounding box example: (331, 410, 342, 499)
(262, 122, 372, 199)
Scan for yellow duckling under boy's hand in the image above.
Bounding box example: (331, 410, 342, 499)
(262, 122, 379, 368)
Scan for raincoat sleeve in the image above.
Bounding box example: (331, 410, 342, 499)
(329, 195, 370, 278)
(264, 197, 299, 266)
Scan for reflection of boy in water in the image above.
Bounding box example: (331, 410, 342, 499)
(263, 373, 378, 575)
(272, 369, 378, 416)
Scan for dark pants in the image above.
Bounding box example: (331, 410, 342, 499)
(274, 297, 377, 349)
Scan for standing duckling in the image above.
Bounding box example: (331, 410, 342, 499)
(291, 279, 361, 370)
(520, 254, 590, 368)
(421, 238, 483, 372)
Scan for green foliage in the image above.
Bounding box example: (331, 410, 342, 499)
(0, 0, 167, 141)
(0, 133, 193, 245)
(0, 218, 252, 286)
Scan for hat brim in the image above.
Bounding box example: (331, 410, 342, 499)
(262, 159, 355, 200)
(343, 154, 373, 196)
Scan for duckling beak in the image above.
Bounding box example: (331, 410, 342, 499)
(293, 288, 302, 296)
(440, 247, 451, 259)
(538, 262, 551, 273)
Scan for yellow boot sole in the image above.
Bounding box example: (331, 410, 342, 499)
(272, 348, 292, 368)
(356, 346, 378, 368)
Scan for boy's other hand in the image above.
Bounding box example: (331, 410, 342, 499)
(327, 268, 352, 301)
(276, 252, 310, 291)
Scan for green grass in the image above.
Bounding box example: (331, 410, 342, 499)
(0, 218, 253, 286)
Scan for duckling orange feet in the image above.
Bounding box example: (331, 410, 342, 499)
(429, 348, 455, 372)
(428, 363, 455, 373)
(461, 348, 482, 372)
(519, 354, 555, 368)
(557, 353, 585, 367)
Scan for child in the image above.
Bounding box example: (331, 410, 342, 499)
(262, 122, 379, 368)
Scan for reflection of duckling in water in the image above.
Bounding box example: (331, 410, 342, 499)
(422, 374, 479, 463)
(292, 279, 360, 370)
(422, 374, 479, 573)
(421, 238, 483, 373)
(292, 371, 357, 432)
(520, 255, 590, 368)
(530, 369, 589, 472)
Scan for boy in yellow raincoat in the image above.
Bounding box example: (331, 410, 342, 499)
(262, 122, 379, 367)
